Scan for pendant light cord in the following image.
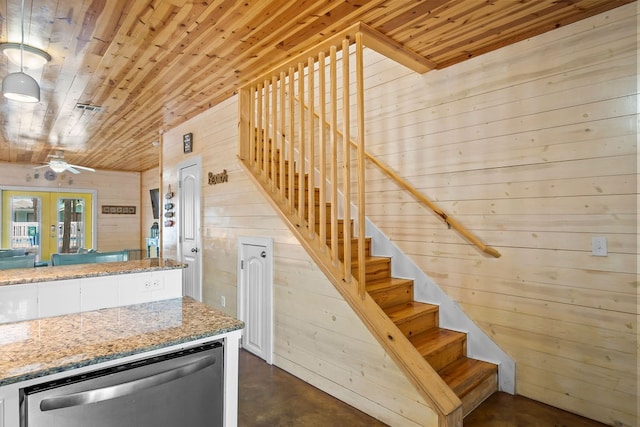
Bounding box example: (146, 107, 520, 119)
(19, 0, 25, 72)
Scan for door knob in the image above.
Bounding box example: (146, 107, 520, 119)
(260, 251, 266, 258)
(191, 248, 198, 253)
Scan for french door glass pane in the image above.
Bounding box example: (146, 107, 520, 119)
(57, 198, 85, 253)
(10, 196, 42, 260)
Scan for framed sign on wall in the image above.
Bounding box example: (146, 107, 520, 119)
(183, 133, 193, 153)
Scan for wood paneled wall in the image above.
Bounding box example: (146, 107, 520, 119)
(140, 167, 160, 252)
(161, 97, 437, 425)
(161, 4, 637, 426)
(357, 5, 637, 426)
(0, 162, 141, 252)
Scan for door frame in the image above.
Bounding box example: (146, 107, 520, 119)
(0, 186, 98, 251)
(237, 236, 274, 364)
(176, 157, 203, 301)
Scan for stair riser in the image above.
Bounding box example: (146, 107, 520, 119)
(338, 238, 371, 260)
(368, 282, 413, 309)
(395, 311, 438, 338)
(352, 260, 390, 282)
(426, 339, 467, 372)
(462, 371, 498, 417)
(315, 220, 353, 240)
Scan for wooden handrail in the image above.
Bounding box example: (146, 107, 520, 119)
(364, 155, 502, 258)
(295, 97, 502, 259)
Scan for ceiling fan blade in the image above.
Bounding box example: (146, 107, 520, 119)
(69, 164, 96, 172)
(66, 166, 81, 174)
(34, 164, 50, 169)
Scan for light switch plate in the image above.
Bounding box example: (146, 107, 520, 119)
(591, 236, 607, 256)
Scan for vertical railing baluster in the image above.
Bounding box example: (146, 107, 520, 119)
(329, 46, 338, 267)
(297, 62, 305, 226)
(341, 39, 352, 282)
(279, 72, 286, 201)
(256, 83, 264, 177)
(264, 80, 271, 182)
(356, 32, 366, 298)
(288, 67, 295, 213)
(271, 75, 278, 193)
(318, 52, 327, 252)
(248, 85, 256, 167)
(307, 56, 315, 239)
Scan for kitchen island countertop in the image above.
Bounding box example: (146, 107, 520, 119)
(0, 297, 244, 387)
(0, 258, 185, 287)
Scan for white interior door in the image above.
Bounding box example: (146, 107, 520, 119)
(179, 160, 202, 301)
(238, 237, 273, 364)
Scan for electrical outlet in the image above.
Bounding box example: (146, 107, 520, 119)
(591, 236, 607, 256)
(144, 279, 163, 291)
(220, 296, 226, 307)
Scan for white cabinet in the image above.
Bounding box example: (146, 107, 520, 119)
(81, 276, 120, 312)
(0, 284, 37, 323)
(150, 269, 183, 301)
(37, 280, 81, 318)
(117, 272, 154, 306)
(0, 268, 183, 326)
(118, 270, 182, 306)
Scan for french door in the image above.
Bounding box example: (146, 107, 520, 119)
(1, 191, 93, 262)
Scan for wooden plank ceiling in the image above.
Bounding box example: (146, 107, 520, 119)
(0, 0, 632, 172)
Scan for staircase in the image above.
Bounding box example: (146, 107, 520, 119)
(238, 25, 505, 425)
(266, 139, 498, 417)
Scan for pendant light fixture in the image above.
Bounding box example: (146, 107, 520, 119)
(2, 0, 46, 103)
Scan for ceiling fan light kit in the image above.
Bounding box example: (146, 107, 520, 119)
(2, 0, 50, 103)
(35, 151, 96, 174)
(49, 161, 68, 173)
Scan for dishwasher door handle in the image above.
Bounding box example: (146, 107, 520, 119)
(39, 355, 217, 412)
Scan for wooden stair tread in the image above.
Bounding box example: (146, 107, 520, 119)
(408, 327, 466, 359)
(366, 277, 413, 293)
(437, 357, 497, 399)
(384, 301, 438, 321)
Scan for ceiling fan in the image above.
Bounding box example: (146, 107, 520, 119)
(35, 151, 95, 175)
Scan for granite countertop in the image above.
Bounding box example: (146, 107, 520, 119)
(0, 297, 244, 387)
(0, 258, 186, 287)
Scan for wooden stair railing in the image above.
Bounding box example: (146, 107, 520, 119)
(238, 23, 499, 427)
(294, 99, 501, 259)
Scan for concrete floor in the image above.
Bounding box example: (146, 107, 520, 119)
(238, 349, 608, 427)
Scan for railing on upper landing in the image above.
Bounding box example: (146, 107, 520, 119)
(237, 22, 499, 427)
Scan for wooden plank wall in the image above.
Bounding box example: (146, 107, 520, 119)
(140, 168, 160, 253)
(160, 4, 636, 426)
(0, 162, 141, 252)
(356, 4, 637, 426)
(161, 97, 438, 426)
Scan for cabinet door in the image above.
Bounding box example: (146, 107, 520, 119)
(149, 269, 183, 300)
(81, 276, 119, 312)
(117, 272, 152, 306)
(38, 280, 81, 318)
(0, 284, 38, 323)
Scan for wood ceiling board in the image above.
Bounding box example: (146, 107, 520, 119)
(0, 0, 632, 172)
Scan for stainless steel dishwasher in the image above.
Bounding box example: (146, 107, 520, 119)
(20, 341, 224, 427)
